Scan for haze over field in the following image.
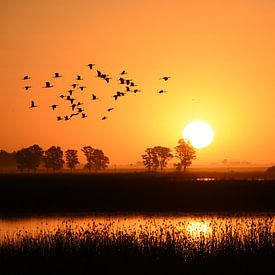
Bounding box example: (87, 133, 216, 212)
(0, 0, 274, 166)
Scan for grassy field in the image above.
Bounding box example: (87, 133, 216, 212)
(0, 217, 275, 274)
(0, 173, 275, 215)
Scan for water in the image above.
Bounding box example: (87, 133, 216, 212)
(0, 213, 274, 243)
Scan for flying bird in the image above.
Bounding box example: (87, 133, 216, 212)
(64, 116, 70, 121)
(82, 113, 88, 118)
(120, 70, 127, 75)
(77, 107, 84, 113)
(29, 100, 37, 108)
(43, 82, 53, 88)
(70, 113, 79, 118)
(67, 90, 74, 96)
(102, 116, 107, 120)
(76, 75, 83, 81)
(22, 75, 31, 80)
(91, 94, 99, 100)
(105, 77, 112, 83)
(53, 72, 62, 78)
(59, 95, 65, 99)
(96, 70, 102, 77)
(107, 108, 114, 112)
(125, 79, 132, 85)
(87, 63, 95, 70)
(57, 116, 62, 121)
(72, 83, 78, 89)
(24, 86, 31, 91)
(118, 78, 125, 84)
(158, 90, 168, 94)
(125, 86, 130, 92)
(50, 104, 58, 110)
(133, 89, 141, 93)
(160, 76, 171, 81)
(78, 86, 86, 91)
(130, 82, 137, 87)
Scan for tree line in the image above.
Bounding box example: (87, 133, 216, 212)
(0, 145, 109, 172)
(0, 138, 196, 172)
(142, 139, 196, 172)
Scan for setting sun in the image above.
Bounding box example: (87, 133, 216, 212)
(182, 121, 214, 149)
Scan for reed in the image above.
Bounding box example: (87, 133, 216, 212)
(0, 217, 275, 274)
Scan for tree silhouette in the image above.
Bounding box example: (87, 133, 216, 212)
(142, 148, 157, 171)
(82, 146, 109, 172)
(65, 149, 79, 172)
(142, 146, 173, 171)
(0, 150, 16, 169)
(44, 146, 64, 171)
(174, 138, 196, 172)
(81, 146, 94, 172)
(15, 145, 43, 172)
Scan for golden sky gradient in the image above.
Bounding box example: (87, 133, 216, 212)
(0, 0, 274, 165)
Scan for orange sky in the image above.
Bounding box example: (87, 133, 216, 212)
(0, 0, 274, 165)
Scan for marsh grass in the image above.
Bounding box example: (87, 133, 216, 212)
(1, 217, 275, 274)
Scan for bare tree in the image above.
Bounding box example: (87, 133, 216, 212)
(44, 146, 64, 172)
(174, 139, 196, 172)
(65, 149, 79, 172)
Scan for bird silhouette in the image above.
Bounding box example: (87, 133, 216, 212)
(77, 107, 84, 113)
(96, 70, 102, 77)
(119, 77, 125, 84)
(102, 116, 107, 120)
(120, 70, 127, 75)
(130, 82, 137, 87)
(158, 90, 168, 94)
(105, 77, 112, 83)
(24, 86, 31, 91)
(78, 86, 86, 91)
(82, 113, 88, 118)
(113, 95, 119, 100)
(71, 104, 77, 110)
(160, 76, 171, 81)
(43, 82, 53, 88)
(125, 79, 132, 85)
(76, 75, 83, 81)
(64, 116, 70, 121)
(57, 116, 62, 121)
(53, 72, 62, 78)
(29, 100, 37, 108)
(87, 63, 95, 70)
(133, 89, 141, 93)
(22, 75, 31, 80)
(70, 113, 79, 118)
(125, 86, 130, 92)
(72, 83, 78, 89)
(59, 95, 65, 99)
(67, 90, 74, 96)
(50, 104, 58, 110)
(107, 108, 114, 112)
(91, 94, 99, 100)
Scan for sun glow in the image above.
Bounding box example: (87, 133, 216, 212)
(182, 121, 214, 149)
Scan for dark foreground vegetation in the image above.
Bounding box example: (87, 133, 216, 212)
(0, 218, 275, 274)
(0, 173, 275, 215)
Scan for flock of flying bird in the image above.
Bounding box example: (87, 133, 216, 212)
(22, 64, 171, 121)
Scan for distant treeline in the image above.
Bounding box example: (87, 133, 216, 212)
(0, 146, 109, 172)
(0, 138, 198, 173)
